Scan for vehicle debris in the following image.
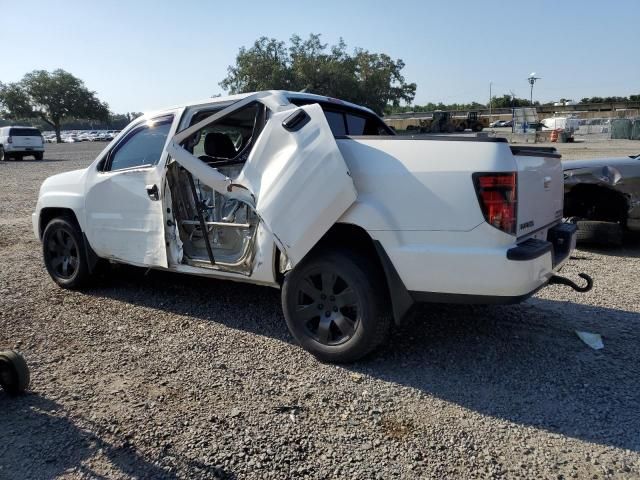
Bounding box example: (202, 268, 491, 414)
(575, 331, 604, 350)
(0, 350, 30, 394)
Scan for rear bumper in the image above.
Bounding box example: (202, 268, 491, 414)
(4, 145, 44, 153)
(374, 222, 577, 305)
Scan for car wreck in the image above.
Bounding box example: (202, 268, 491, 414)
(563, 154, 640, 244)
(33, 90, 592, 362)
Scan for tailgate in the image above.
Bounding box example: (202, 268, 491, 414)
(512, 147, 564, 238)
(12, 134, 43, 149)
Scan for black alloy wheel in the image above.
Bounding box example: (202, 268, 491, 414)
(42, 217, 91, 289)
(282, 248, 392, 363)
(294, 269, 360, 346)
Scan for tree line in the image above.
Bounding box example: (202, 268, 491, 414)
(1, 34, 639, 142)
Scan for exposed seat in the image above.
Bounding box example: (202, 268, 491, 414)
(199, 132, 237, 165)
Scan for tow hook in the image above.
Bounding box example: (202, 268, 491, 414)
(548, 273, 593, 293)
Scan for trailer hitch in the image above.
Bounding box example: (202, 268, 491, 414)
(548, 273, 593, 293)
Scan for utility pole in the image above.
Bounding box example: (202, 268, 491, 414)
(528, 73, 541, 105)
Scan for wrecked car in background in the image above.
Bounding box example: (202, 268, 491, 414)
(33, 91, 592, 363)
(563, 154, 640, 244)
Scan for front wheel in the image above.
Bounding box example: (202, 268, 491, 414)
(42, 217, 92, 289)
(282, 249, 392, 363)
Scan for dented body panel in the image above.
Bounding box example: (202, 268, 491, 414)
(563, 155, 640, 231)
(235, 104, 357, 266)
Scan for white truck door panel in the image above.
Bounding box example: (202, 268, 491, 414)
(169, 102, 357, 267)
(238, 104, 357, 266)
(85, 167, 168, 267)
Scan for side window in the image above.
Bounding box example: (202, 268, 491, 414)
(346, 114, 366, 135)
(287, 97, 393, 136)
(324, 111, 347, 136)
(106, 116, 173, 171)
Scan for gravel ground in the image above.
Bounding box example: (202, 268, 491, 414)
(0, 142, 639, 479)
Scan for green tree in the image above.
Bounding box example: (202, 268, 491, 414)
(220, 34, 416, 115)
(0, 69, 109, 142)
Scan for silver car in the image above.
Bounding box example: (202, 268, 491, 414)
(563, 154, 640, 244)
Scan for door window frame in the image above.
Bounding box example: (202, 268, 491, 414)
(98, 114, 174, 173)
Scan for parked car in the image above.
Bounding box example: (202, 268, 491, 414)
(490, 120, 507, 128)
(0, 126, 44, 160)
(563, 154, 640, 244)
(33, 91, 591, 362)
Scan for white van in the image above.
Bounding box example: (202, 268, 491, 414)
(540, 117, 580, 132)
(0, 126, 45, 160)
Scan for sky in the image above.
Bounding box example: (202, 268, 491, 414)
(2, 0, 639, 114)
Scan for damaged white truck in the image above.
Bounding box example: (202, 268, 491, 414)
(33, 91, 592, 362)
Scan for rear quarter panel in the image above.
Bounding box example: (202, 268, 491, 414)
(336, 137, 517, 233)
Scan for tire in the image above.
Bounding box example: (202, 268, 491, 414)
(42, 217, 92, 289)
(0, 146, 5, 161)
(0, 350, 30, 394)
(34, 152, 44, 161)
(282, 248, 392, 363)
(575, 220, 623, 246)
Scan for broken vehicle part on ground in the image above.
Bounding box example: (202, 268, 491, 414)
(33, 90, 593, 362)
(0, 350, 30, 395)
(563, 154, 640, 244)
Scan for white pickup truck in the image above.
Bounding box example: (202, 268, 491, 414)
(33, 91, 592, 362)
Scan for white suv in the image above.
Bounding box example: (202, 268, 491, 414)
(33, 91, 591, 362)
(0, 126, 45, 160)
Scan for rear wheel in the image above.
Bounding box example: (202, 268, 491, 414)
(42, 217, 92, 289)
(34, 152, 44, 160)
(282, 249, 392, 363)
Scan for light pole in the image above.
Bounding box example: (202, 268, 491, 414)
(489, 81, 492, 127)
(528, 72, 540, 105)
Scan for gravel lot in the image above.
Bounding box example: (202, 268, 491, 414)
(1, 141, 639, 479)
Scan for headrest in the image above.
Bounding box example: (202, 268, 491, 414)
(203, 132, 236, 159)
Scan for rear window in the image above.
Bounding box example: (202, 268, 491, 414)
(9, 128, 41, 137)
(288, 98, 393, 137)
(324, 111, 347, 136)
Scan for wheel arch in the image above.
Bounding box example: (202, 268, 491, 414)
(39, 207, 81, 239)
(286, 222, 414, 325)
(564, 183, 630, 225)
(39, 207, 100, 272)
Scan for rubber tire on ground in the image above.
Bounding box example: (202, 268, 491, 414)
(42, 217, 92, 289)
(0, 350, 30, 394)
(282, 248, 392, 363)
(0, 146, 5, 161)
(575, 220, 623, 246)
(34, 152, 44, 160)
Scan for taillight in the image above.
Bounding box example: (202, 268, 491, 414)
(7, 136, 12, 144)
(473, 172, 517, 235)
